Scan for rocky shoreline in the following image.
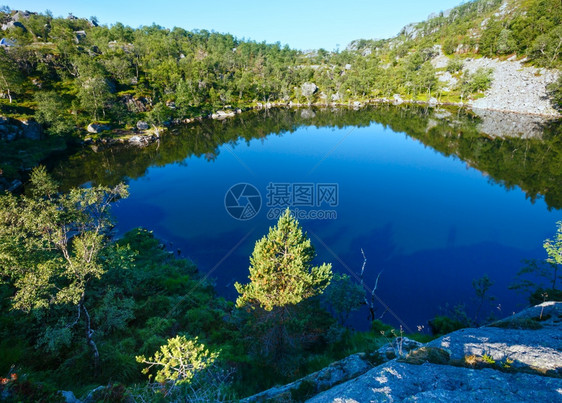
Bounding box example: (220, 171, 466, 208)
(245, 302, 562, 402)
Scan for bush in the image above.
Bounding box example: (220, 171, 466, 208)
(547, 76, 562, 112)
(446, 57, 464, 73)
(460, 68, 494, 97)
(428, 315, 469, 335)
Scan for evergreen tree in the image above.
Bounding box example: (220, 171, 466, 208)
(235, 209, 333, 374)
(235, 208, 332, 311)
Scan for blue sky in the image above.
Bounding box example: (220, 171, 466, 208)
(2, 0, 463, 50)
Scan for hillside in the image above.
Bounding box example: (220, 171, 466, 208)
(0, 0, 559, 124)
(350, 0, 561, 66)
(0, 0, 560, 190)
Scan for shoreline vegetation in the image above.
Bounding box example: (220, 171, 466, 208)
(0, 0, 560, 189)
(1, 0, 562, 399)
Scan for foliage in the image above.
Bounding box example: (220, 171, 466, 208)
(428, 315, 469, 335)
(543, 221, 562, 288)
(473, 274, 495, 323)
(235, 208, 333, 311)
(511, 221, 562, 303)
(0, 371, 65, 403)
(0, 166, 128, 370)
(0, 0, 557, 154)
(34, 91, 76, 136)
(547, 75, 562, 112)
(0, 48, 23, 103)
(234, 209, 335, 380)
(136, 335, 218, 385)
(324, 273, 364, 325)
(446, 57, 464, 73)
(460, 68, 494, 98)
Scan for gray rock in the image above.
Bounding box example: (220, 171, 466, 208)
(331, 92, 342, 101)
(7, 180, 22, 193)
(301, 82, 318, 98)
(128, 135, 144, 145)
(376, 337, 423, 360)
(60, 390, 81, 403)
(243, 353, 372, 402)
(309, 361, 562, 402)
(472, 108, 555, 139)
(300, 109, 316, 119)
(307, 303, 562, 402)
(0, 123, 19, 141)
(211, 110, 236, 120)
(136, 121, 149, 130)
(392, 94, 404, 105)
(425, 301, 562, 374)
(463, 57, 560, 116)
(86, 123, 110, 134)
(1, 21, 26, 32)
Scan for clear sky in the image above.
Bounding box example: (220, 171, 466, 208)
(2, 0, 464, 50)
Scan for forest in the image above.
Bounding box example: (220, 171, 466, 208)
(0, 0, 560, 133)
(0, 0, 561, 188)
(1, 0, 562, 400)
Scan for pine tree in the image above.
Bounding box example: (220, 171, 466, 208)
(235, 209, 334, 375)
(235, 208, 332, 311)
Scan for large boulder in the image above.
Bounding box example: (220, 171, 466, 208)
(242, 353, 373, 402)
(0, 118, 19, 141)
(1, 21, 27, 31)
(86, 123, 110, 134)
(301, 82, 318, 98)
(60, 390, 81, 403)
(309, 361, 562, 402)
(136, 121, 149, 130)
(393, 94, 404, 105)
(428, 97, 439, 107)
(211, 110, 236, 120)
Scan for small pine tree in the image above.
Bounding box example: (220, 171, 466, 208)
(235, 209, 334, 375)
(235, 208, 333, 311)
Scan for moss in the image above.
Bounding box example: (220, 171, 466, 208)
(290, 379, 316, 402)
(491, 318, 543, 330)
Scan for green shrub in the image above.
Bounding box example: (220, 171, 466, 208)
(460, 68, 494, 97)
(547, 76, 562, 112)
(428, 315, 469, 335)
(446, 57, 464, 73)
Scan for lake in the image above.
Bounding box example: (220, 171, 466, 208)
(49, 106, 562, 332)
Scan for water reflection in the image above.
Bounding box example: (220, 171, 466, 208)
(47, 106, 562, 329)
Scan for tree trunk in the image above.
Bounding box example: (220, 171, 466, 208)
(81, 303, 100, 374)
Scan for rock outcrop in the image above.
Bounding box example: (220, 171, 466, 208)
(0, 117, 43, 141)
(433, 55, 560, 117)
(466, 58, 559, 116)
(252, 302, 562, 402)
(86, 123, 110, 134)
(309, 361, 562, 402)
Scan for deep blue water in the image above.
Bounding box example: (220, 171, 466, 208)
(103, 116, 562, 332)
